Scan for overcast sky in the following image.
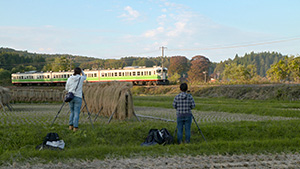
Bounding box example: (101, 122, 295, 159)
(0, 0, 299, 62)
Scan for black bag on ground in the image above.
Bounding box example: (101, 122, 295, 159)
(43, 132, 59, 145)
(160, 128, 174, 145)
(141, 128, 173, 146)
(36, 132, 61, 150)
(141, 129, 163, 146)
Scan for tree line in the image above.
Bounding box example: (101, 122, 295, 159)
(0, 47, 299, 85)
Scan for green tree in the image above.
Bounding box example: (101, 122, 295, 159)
(223, 63, 257, 82)
(266, 57, 290, 82)
(168, 72, 181, 84)
(288, 56, 300, 82)
(52, 57, 70, 71)
(0, 68, 11, 84)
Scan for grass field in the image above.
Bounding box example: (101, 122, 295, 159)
(1, 96, 300, 166)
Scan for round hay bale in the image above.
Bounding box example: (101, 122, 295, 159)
(0, 86, 11, 108)
(82, 82, 134, 120)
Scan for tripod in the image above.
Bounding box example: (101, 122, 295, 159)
(50, 93, 94, 129)
(174, 114, 207, 142)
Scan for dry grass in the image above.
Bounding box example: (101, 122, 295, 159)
(11, 88, 64, 102)
(83, 82, 134, 120)
(0, 86, 11, 109)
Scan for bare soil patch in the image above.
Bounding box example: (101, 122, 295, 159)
(3, 153, 300, 169)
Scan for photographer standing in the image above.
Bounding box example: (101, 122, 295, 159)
(173, 83, 195, 144)
(65, 67, 86, 132)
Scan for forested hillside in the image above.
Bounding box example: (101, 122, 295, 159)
(213, 51, 286, 77)
(0, 47, 298, 85)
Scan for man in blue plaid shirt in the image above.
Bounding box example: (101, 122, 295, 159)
(173, 83, 195, 144)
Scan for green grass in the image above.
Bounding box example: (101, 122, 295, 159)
(1, 96, 300, 165)
(133, 96, 300, 118)
(1, 120, 300, 165)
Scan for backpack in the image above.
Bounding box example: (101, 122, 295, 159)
(141, 128, 173, 146)
(160, 128, 174, 145)
(36, 132, 61, 150)
(43, 133, 59, 145)
(141, 129, 164, 146)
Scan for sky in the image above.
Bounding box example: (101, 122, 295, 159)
(0, 0, 300, 63)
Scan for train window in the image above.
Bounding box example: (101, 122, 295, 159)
(94, 73, 97, 77)
(105, 73, 107, 77)
(137, 71, 140, 76)
(122, 72, 125, 76)
(115, 72, 118, 76)
(130, 72, 132, 76)
(141, 72, 143, 76)
(132, 72, 136, 76)
(48, 75, 50, 78)
(149, 71, 151, 75)
(119, 72, 122, 76)
(111, 73, 114, 77)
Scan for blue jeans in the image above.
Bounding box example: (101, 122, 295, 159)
(177, 116, 192, 144)
(68, 96, 82, 128)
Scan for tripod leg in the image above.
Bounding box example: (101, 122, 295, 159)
(82, 95, 94, 129)
(50, 102, 66, 127)
(7, 104, 14, 111)
(132, 111, 141, 122)
(192, 115, 207, 142)
(94, 106, 103, 122)
(107, 109, 116, 124)
(174, 125, 177, 142)
(80, 103, 86, 117)
(107, 97, 121, 124)
(0, 101, 5, 112)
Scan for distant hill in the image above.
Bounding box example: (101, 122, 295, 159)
(0, 47, 99, 71)
(213, 51, 286, 77)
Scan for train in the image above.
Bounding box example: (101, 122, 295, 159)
(11, 66, 169, 86)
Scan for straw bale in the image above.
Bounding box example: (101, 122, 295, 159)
(82, 82, 134, 120)
(0, 86, 11, 109)
(29, 89, 35, 102)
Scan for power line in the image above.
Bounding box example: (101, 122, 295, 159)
(168, 37, 300, 52)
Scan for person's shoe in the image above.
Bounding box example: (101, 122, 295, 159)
(73, 127, 79, 132)
(69, 125, 73, 130)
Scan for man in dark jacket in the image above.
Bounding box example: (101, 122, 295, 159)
(173, 83, 195, 144)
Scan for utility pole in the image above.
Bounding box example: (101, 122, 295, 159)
(159, 46, 167, 68)
(69, 56, 72, 71)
